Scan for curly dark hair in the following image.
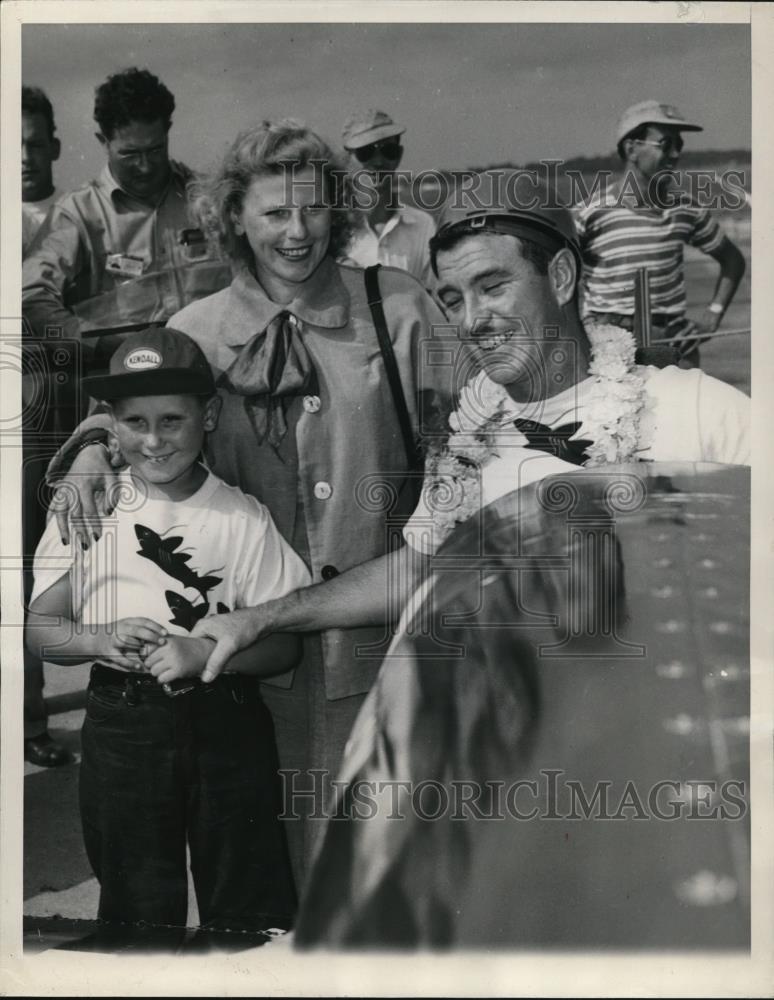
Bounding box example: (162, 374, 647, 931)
(22, 86, 56, 138)
(93, 68, 175, 139)
(190, 119, 352, 269)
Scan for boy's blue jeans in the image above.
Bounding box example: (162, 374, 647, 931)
(79, 664, 297, 935)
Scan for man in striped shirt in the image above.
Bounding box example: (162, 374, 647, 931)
(575, 100, 745, 366)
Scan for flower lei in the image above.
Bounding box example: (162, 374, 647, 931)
(422, 324, 647, 545)
(421, 375, 511, 545)
(582, 323, 647, 466)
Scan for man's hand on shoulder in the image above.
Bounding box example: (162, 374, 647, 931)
(51, 441, 120, 548)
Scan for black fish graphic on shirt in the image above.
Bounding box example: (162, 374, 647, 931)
(165, 591, 211, 632)
(134, 524, 223, 596)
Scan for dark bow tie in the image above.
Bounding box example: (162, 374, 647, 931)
(222, 310, 314, 451)
(513, 419, 592, 467)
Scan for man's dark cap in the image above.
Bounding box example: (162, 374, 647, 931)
(430, 170, 582, 269)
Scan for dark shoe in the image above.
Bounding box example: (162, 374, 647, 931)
(24, 732, 71, 767)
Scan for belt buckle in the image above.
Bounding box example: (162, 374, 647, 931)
(163, 681, 197, 698)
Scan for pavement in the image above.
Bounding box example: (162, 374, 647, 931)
(22, 661, 210, 951)
(23, 661, 96, 921)
(23, 663, 296, 955)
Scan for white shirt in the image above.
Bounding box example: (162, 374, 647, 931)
(344, 206, 436, 285)
(32, 469, 311, 631)
(404, 365, 750, 556)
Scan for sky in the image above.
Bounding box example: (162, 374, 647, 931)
(21, 21, 751, 198)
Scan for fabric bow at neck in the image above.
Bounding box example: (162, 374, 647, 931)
(223, 311, 314, 450)
(513, 418, 592, 467)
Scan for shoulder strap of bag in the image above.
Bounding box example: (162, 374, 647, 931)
(364, 264, 421, 470)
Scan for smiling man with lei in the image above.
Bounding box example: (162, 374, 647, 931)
(189, 170, 749, 676)
(182, 173, 751, 948)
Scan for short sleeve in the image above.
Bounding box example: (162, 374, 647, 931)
(402, 452, 483, 557)
(571, 201, 588, 242)
(402, 481, 442, 556)
(688, 207, 723, 254)
(235, 503, 312, 608)
(697, 373, 750, 465)
(30, 515, 74, 607)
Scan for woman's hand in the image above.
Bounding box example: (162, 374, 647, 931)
(52, 442, 119, 549)
(191, 608, 272, 683)
(106, 617, 167, 671)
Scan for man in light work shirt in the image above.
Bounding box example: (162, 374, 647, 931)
(22, 86, 61, 257)
(575, 100, 745, 366)
(23, 67, 229, 361)
(341, 109, 436, 286)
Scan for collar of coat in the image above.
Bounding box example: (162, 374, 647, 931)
(221, 257, 350, 348)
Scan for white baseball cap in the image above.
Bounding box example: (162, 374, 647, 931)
(615, 100, 703, 145)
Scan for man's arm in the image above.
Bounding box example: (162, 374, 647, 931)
(699, 236, 746, 334)
(28, 574, 300, 680)
(144, 632, 302, 684)
(225, 633, 302, 677)
(22, 206, 86, 340)
(192, 545, 428, 682)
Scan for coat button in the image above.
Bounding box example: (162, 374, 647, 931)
(303, 394, 322, 413)
(314, 481, 332, 500)
(321, 564, 339, 581)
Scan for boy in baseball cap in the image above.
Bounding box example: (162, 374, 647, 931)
(27, 326, 310, 943)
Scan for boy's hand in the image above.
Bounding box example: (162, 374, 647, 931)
(107, 617, 166, 670)
(144, 635, 215, 685)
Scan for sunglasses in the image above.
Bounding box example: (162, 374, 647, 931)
(353, 140, 403, 164)
(634, 136, 684, 154)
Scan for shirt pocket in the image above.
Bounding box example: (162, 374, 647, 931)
(172, 228, 232, 303)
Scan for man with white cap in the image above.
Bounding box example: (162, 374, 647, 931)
(575, 100, 745, 366)
(341, 109, 435, 285)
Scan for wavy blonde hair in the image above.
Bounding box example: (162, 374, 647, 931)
(190, 118, 351, 269)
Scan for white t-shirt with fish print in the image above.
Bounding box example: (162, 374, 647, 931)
(31, 468, 311, 635)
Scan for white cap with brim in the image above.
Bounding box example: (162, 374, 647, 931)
(342, 109, 405, 150)
(615, 100, 703, 145)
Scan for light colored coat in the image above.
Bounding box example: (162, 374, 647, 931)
(171, 258, 452, 699)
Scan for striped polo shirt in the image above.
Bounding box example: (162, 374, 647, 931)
(574, 185, 723, 317)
